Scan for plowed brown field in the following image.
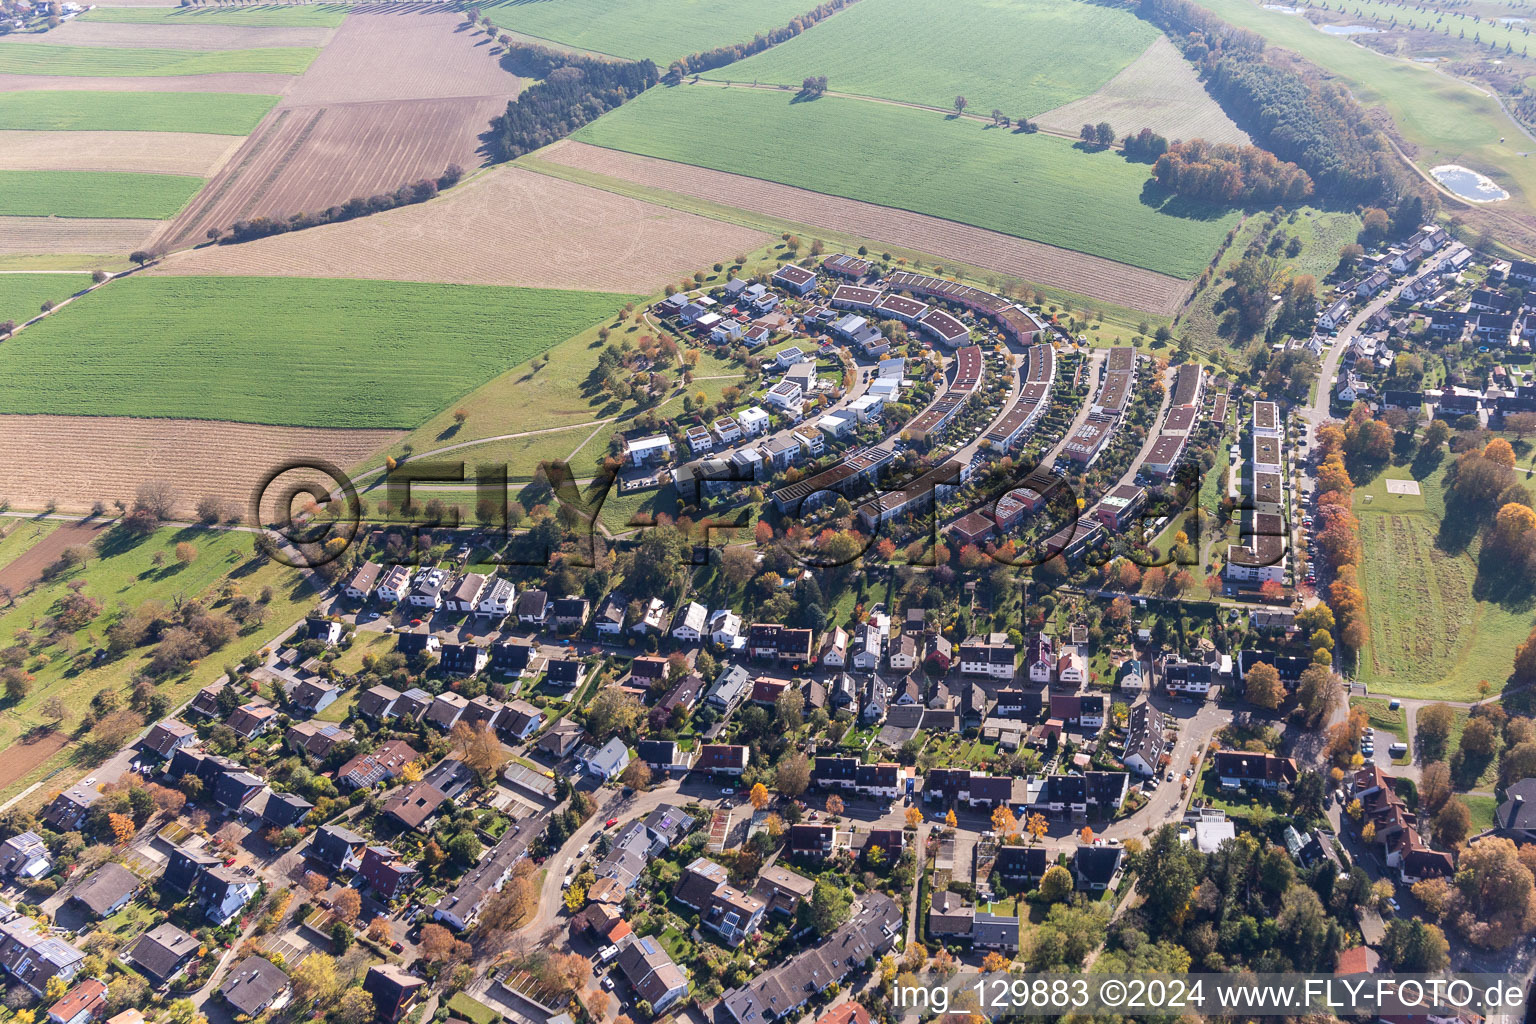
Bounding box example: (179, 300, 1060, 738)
(538, 140, 1191, 314)
(153, 165, 768, 291)
(282, 9, 516, 104)
(0, 521, 106, 593)
(155, 8, 521, 249)
(0, 72, 289, 92)
(0, 129, 243, 175)
(0, 414, 402, 518)
(0, 216, 158, 253)
(3, 19, 334, 49)
(158, 96, 504, 247)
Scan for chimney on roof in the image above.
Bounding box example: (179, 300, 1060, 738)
(1512, 793, 1525, 829)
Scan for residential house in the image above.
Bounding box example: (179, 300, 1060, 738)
(695, 744, 749, 776)
(551, 597, 589, 631)
(359, 846, 417, 899)
(516, 589, 549, 625)
(218, 957, 289, 1018)
(615, 937, 689, 1014)
(363, 965, 426, 1023)
(47, 979, 106, 1024)
(194, 865, 260, 925)
(382, 782, 450, 832)
(578, 737, 631, 781)
(476, 578, 515, 619)
(68, 863, 139, 919)
(127, 924, 198, 986)
(310, 825, 367, 872)
(139, 719, 196, 761)
(1072, 846, 1124, 891)
(672, 601, 707, 643)
(0, 918, 83, 995)
(0, 833, 50, 879)
(1214, 750, 1298, 790)
(337, 739, 420, 789)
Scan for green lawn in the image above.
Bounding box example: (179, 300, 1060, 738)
(0, 43, 317, 76)
(574, 86, 1237, 278)
(1357, 463, 1534, 699)
(479, 0, 820, 63)
(0, 276, 637, 429)
(0, 272, 92, 326)
(0, 90, 279, 134)
(0, 524, 319, 803)
(82, 4, 350, 26)
(1191, 0, 1536, 212)
(0, 170, 204, 219)
(445, 993, 499, 1024)
(1464, 793, 1498, 834)
(703, 0, 1157, 117)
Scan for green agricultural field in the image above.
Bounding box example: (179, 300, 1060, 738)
(0, 170, 204, 219)
(703, 0, 1157, 117)
(0, 518, 58, 568)
(0, 43, 318, 77)
(82, 3, 350, 26)
(573, 87, 1238, 278)
(1192, 0, 1536, 211)
(478, 0, 817, 63)
(0, 523, 316, 803)
(1357, 463, 1535, 699)
(0, 272, 92, 327)
(0, 90, 278, 134)
(0, 276, 638, 429)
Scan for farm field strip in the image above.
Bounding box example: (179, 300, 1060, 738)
(0, 42, 318, 76)
(702, 0, 1157, 118)
(0, 89, 279, 132)
(0, 413, 401, 517)
(534, 140, 1192, 313)
(10, 19, 335, 50)
(84, 3, 350, 27)
(0, 271, 92, 326)
(571, 85, 1236, 279)
(478, 0, 818, 64)
(0, 72, 292, 95)
(0, 129, 244, 176)
(154, 164, 770, 293)
(1033, 36, 1250, 146)
(0, 216, 159, 253)
(159, 96, 506, 248)
(0, 168, 205, 219)
(0, 275, 640, 428)
(279, 10, 521, 104)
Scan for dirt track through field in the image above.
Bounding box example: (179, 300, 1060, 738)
(0, 129, 243, 175)
(154, 164, 769, 291)
(4, 19, 334, 49)
(0, 216, 158, 253)
(0, 414, 402, 518)
(537, 140, 1191, 314)
(0, 520, 107, 593)
(0, 72, 290, 93)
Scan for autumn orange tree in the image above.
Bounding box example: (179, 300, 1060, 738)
(108, 813, 135, 845)
(1025, 813, 1048, 844)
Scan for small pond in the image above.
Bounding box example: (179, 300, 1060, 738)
(1431, 163, 1510, 202)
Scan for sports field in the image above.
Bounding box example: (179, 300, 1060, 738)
(0, 272, 91, 326)
(479, 0, 816, 63)
(704, 0, 1157, 117)
(573, 86, 1237, 278)
(1357, 464, 1532, 699)
(0, 42, 317, 77)
(1193, 0, 1536, 209)
(0, 169, 204, 218)
(82, 4, 350, 27)
(0, 90, 279, 133)
(0, 275, 638, 428)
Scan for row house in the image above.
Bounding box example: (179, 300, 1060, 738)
(959, 634, 1016, 679)
(1213, 750, 1297, 790)
(1026, 772, 1129, 822)
(811, 758, 901, 801)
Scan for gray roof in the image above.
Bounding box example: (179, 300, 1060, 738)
(219, 957, 288, 1016)
(70, 862, 139, 917)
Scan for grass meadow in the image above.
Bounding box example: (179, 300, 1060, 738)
(0, 90, 278, 134)
(0, 169, 204, 219)
(479, 0, 817, 63)
(82, 4, 350, 26)
(703, 0, 1158, 117)
(1193, 0, 1536, 211)
(573, 86, 1237, 278)
(1356, 463, 1534, 700)
(0, 272, 92, 326)
(0, 43, 317, 76)
(0, 523, 316, 804)
(0, 275, 638, 429)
